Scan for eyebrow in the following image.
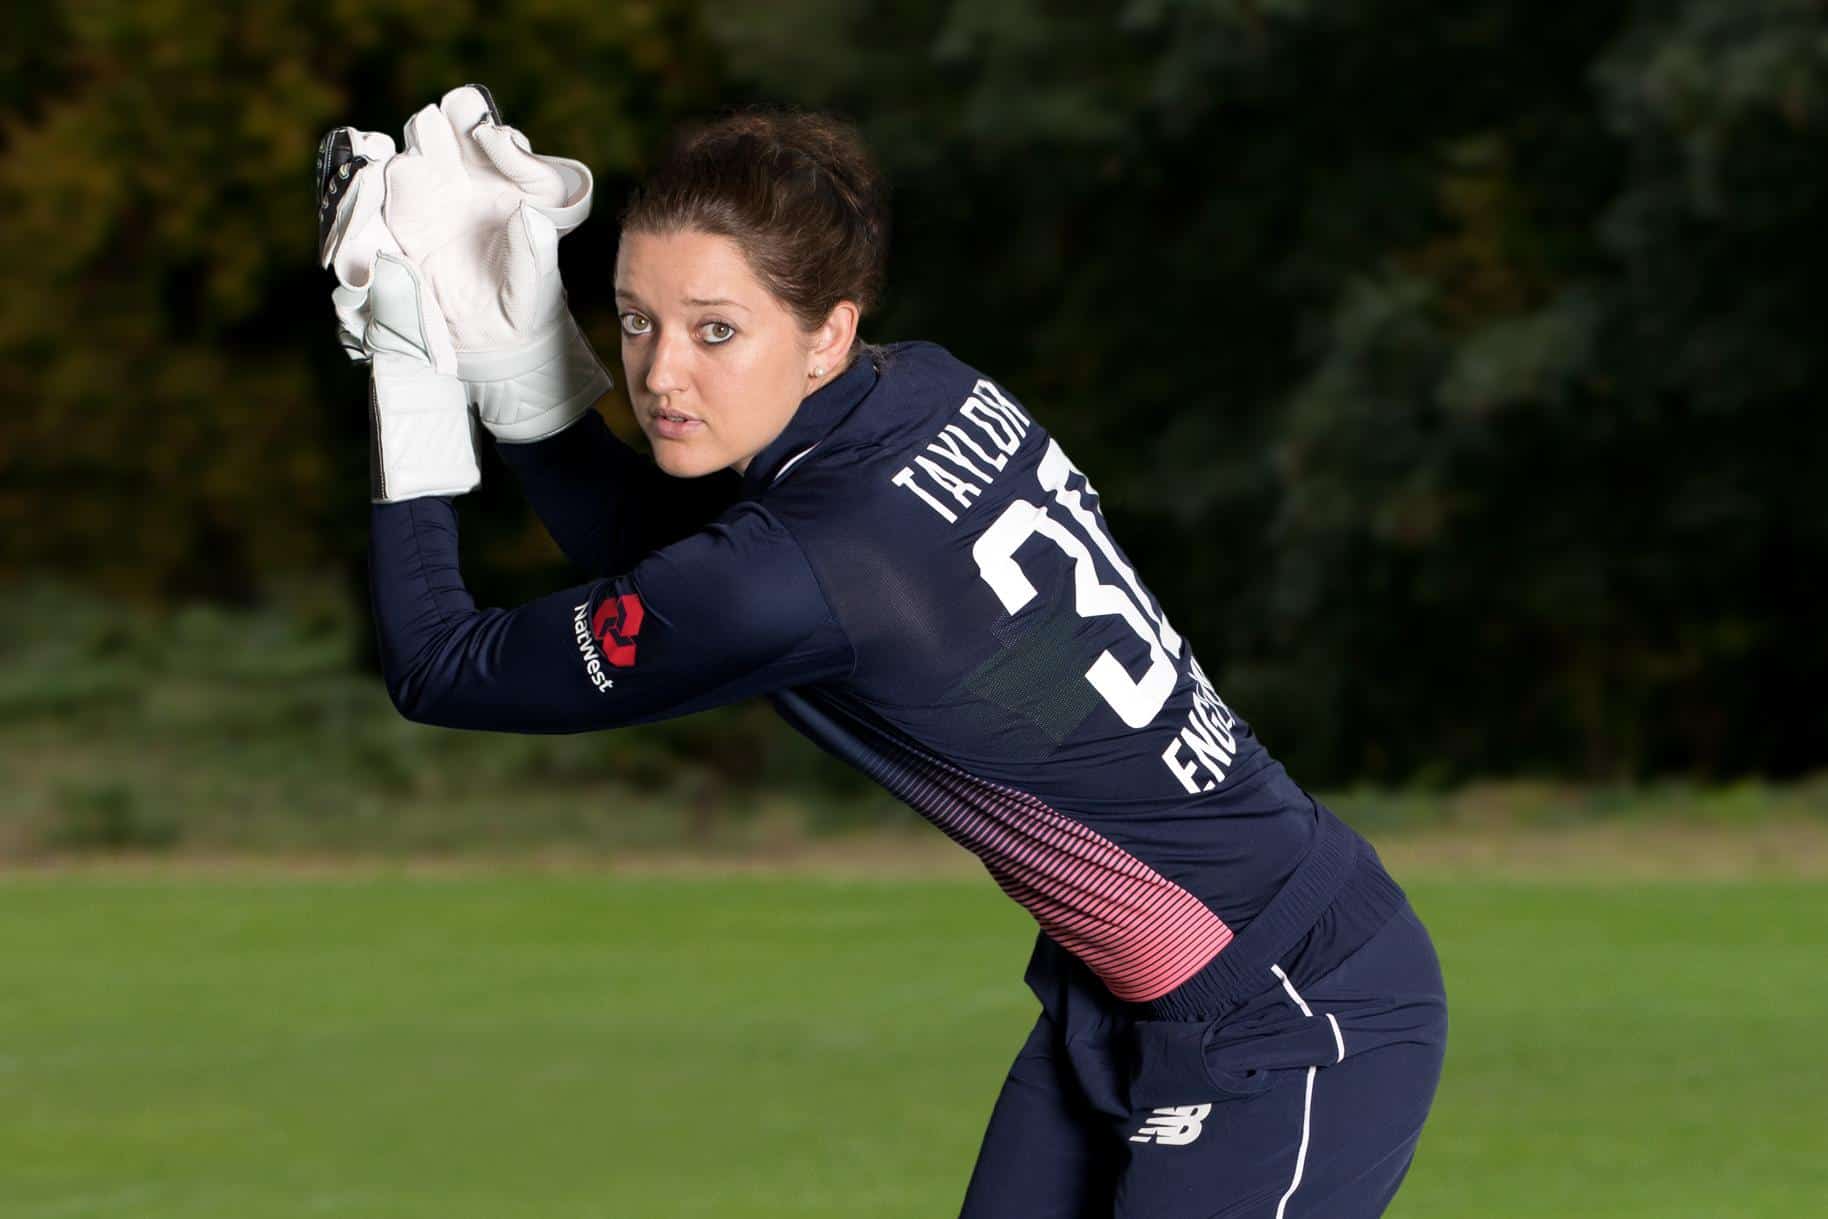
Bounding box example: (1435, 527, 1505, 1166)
(614, 290, 749, 313)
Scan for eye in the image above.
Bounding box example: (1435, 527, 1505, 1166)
(618, 312, 651, 337)
(701, 320, 736, 345)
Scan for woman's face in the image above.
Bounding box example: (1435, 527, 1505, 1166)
(614, 229, 851, 478)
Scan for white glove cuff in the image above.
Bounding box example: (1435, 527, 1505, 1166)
(370, 356, 482, 502)
(460, 313, 613, 443)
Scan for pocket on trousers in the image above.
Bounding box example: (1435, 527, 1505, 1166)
(1197, 984, 1350, 1098)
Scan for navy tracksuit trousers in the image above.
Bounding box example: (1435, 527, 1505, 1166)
(959, 903, 1447, 1218)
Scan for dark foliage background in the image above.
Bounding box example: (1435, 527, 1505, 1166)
(3, 0, 1822, 788)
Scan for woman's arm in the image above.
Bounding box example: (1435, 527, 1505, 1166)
(491, 411, 741, 577)
(370, 492, 850, 733)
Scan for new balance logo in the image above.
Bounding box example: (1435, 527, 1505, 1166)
(1130, 1104, 1212, 1146)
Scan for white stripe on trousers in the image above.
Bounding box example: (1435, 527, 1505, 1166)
(1268, 964, 1331, 1219)
(1273, 1066, 1317, 1219)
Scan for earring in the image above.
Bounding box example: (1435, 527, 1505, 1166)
(812, 366, 826, 378)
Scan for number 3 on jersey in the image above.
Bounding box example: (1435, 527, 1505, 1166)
(972, 439, 1184, 729)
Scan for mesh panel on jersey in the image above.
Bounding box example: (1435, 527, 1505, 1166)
(955, 600, 1105, 746)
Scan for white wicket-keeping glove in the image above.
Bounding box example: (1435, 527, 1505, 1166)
(318, 127, 478, 502)
(323, 84, 611, 443)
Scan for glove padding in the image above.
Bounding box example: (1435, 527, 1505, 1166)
(325, 85, 611, 443)
(364, 255, 480, 502)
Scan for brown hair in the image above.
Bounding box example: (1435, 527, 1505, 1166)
(619, 107, 890, 348)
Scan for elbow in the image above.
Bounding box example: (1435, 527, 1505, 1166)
(375, 614, 476, 728)
(383, 663, 448, 727)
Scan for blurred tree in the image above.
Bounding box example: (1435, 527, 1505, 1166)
(1255, 0, 1828, 779)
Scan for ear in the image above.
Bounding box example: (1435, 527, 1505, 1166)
(807, 300, 861, 374)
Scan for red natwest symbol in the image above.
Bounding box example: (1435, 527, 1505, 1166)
(591, 593, 645, 667)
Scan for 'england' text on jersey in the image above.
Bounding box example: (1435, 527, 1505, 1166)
(889, 379, 1033, 523)
(1162, 654, 1241, 794)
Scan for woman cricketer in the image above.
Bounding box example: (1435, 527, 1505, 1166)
(318, 85, 1448, 1219)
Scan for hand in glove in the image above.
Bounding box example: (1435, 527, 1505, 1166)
(322, 85, 611, 444)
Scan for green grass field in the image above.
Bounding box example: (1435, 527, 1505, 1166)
(2, 871, 1824, 1218)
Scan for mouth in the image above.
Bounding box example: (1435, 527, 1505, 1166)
(648, 404, 705, 439)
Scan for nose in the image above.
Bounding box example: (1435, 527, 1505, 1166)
(643, 328, 690, 399)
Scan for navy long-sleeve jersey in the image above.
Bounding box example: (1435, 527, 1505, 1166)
(370, 341, 1403, 1019)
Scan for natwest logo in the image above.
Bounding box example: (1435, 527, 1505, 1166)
(592, 593, 644, 667)
(573, 591, 644, 693)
